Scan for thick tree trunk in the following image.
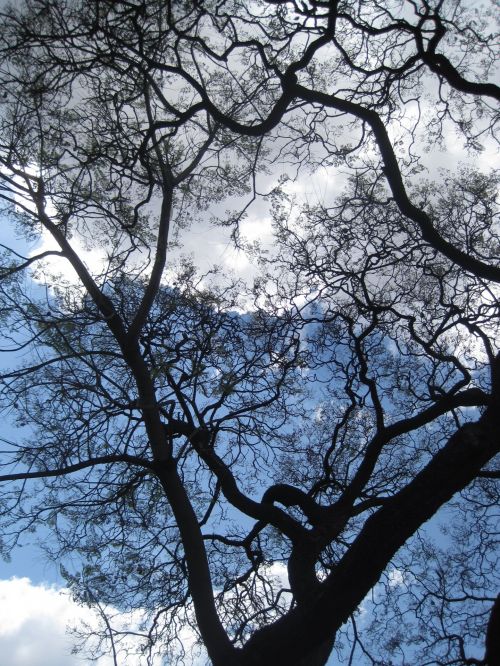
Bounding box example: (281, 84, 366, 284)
(485, 594, 500, 665)
(240, 393, 500, 666)
(295, 634, 336, 666)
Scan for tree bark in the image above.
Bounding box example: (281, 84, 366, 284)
(240, 392, 500, 666)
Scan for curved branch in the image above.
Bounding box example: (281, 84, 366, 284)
(262, 483, 325, 525)
(343, 386, 489, 503)
(182, 73, 500, 281)
(0, 249, 64, 278)
(242, 392, 500, 665)
(293, 84, 500, 283)
(164, 419, 310, 543)
(422, 52, 500, 102)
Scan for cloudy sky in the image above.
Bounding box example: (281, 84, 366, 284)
(1, 138, 496, 666)
(0, 3, 497, 663)
(0, 197, 334, 662)
(0, 577, 110, 666)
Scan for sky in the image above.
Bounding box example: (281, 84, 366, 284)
(0, 577, 113, 666)
(0, 218, 105, 663)
(0, 3, 498, 665)
(0, 139, 497, 666)
(0, 0, 80, 652)
(0, 175, 347, 664)
(0, 181, 293, 664)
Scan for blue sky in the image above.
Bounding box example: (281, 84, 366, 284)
(0, 218, 89, 664)
(0, 211, 138, 664)
(0, 208, 332, 664)
(0, 7, 497, 656)
(0, 233, 347, 666)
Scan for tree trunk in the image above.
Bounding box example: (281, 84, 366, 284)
(295, 634, 336, 666)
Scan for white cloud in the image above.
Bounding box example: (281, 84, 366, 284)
(283, 164, 347, 208)
(0, 577, 154, 666)
(0, 577, 102, 665)
(0, 577, 214, 666)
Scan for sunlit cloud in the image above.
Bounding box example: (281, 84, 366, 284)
(0, 577, 112, 666)
(0, 577, 168, 666)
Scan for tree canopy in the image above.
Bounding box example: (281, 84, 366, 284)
(0, 1, 498, 664)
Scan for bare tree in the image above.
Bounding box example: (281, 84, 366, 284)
(0, 1, 498, 665)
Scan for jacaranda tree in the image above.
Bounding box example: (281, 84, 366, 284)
(0, 1, 498, 664)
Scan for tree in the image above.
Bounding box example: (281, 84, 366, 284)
(0, 1, 498, 664)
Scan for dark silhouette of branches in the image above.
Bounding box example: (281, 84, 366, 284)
(0, 2, 498, 665)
